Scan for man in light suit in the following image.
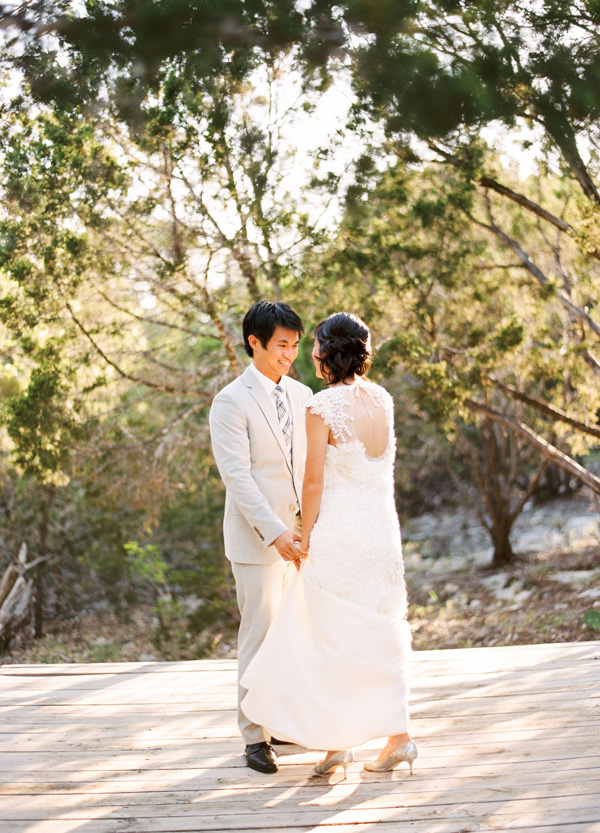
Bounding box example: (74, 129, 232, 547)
(209, 301, 312, 774)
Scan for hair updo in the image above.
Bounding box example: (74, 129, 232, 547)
(314, 312, 372, 385)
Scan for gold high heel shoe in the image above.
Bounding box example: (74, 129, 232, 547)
(364, 740, 418, 774)
(314, 750, 354, 777)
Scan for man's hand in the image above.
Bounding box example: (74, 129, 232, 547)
(273, 530, 302, 570)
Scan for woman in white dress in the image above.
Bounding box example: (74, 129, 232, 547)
(241, 312, 416, 776)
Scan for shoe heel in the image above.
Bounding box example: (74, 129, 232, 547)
(314, 750, 353, 777)
(364, 740, 418, 773)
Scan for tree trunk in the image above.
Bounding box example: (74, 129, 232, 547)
(490, 521, 515, 568)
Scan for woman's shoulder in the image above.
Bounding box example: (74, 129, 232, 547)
(306, 386, 333, 410)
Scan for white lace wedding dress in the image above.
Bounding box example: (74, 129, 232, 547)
(241, 380, 411, 750)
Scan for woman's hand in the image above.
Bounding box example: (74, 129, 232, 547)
(294, 540, 309, 563)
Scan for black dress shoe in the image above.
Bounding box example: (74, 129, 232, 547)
(270, 736, 293, 745)
(245, 741, 278, 774)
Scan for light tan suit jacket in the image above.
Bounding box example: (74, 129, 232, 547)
(209, 366, 313, 565)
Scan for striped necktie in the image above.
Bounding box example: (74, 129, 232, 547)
(274, 385, 292, 458)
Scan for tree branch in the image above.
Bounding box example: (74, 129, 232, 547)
(64, 301, 210, 398)
(464, 398, 600, 495)
(429, 141, 600, 261)
(476, 202, 600, 339)
(429, 142, 572, 233)
(489, 377, 600, 440)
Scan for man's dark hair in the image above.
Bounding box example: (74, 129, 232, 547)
(243, 301, 304, 357)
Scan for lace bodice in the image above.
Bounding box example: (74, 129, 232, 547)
(306, 381, 396, 489)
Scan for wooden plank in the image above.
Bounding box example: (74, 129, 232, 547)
(1, 757, 598, 789)
(2, 658, 599, 685)
(4, 818, 600, 833)
(0, 751, 598, 781)
(2, 668, 598, 696)
(2, 766, 600, 795)
(3, 674, 599, 705)
(2, 775, 600, 807)
(0, 718, 595, 746)
(0, 698, 595, 725)
(0, 713, 595, 737)
(1, 689, 597, 714)
(0, 725, 596, 754)
(5, 823, 600, 833)
(2, 659, 599, 686)
(2, 796, 600, 826)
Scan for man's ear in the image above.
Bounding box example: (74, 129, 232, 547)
(248, 334, 260, 353)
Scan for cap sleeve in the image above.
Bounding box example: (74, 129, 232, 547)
(306, 388, 352, 442)
(306, 390, 331, 424)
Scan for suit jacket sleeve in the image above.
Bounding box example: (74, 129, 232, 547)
(209, 391, 288, 548)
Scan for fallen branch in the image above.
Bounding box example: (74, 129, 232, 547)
(0, 544, 34, 643)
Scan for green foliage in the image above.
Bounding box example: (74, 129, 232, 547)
(2, 345, 79, 480)
(7, 1, 600, 179)
(304, 149, 600, 563)
(124, 542, 171, 595)
(2, 0, 600, 637)
(584, 609, 600, 631)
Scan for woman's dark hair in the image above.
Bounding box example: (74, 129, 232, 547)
(243, 301, 304, 357)
(313, 312, 372, 385)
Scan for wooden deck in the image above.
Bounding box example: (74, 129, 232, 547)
(0, 641, 599, 833)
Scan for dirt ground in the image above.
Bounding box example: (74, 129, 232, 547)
(1, 538, 598, 666)
(407, 540, 600, 650)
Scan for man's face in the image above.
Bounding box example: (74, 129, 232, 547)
(250, 326, 300, 382)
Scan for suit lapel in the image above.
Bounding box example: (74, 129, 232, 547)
(243, 367, 292, 475)
(288, 383, 305, 478)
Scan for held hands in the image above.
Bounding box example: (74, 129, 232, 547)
(274, 530, 303, 570)
(273, 531, 309, 571)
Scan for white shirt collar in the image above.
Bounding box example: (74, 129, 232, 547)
(249, 362, 286, 396)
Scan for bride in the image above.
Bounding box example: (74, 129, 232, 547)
(241, 312, 416, 776)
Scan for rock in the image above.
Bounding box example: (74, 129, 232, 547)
(512, 525, 564, 551)
(481, 574, 508, 593)
(181, 595, 205, 613)
(480, 574, 532, 604)
(138, 653, 158, 662)
(563, 517, 600, 544)
(550, 570, 599, 587)
(469, 548, 494, 566)
(578, 587, 600, 599)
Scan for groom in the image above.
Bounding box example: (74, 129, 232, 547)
(209, 301, 312, 774)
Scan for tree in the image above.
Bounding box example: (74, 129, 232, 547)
(0, 52, 348, 640)
(307, 154, 600, 565)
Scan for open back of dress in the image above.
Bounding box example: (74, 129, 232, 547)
(327, 383, 391, 460)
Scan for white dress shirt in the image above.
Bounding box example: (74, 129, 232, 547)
(248, 362, 293, 433)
